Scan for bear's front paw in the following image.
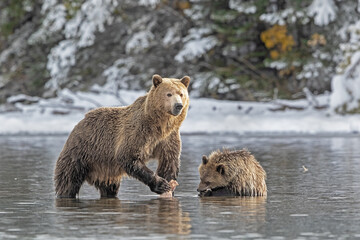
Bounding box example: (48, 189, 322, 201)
(150, 177, 171, 194)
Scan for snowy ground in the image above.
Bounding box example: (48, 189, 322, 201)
(0, 88, 360, 135)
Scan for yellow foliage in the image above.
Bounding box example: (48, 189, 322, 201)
(307, 33, 326, 47)
(176, 1, 191, 10)
(260, 25, 295, 59)
(279, 66, 296, 77)
(270, 50, 279, 59)
(170, 0, 191, 10)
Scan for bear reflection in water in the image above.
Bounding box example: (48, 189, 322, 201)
(198, 148, 267, 197)
(55, 198, 191, 235)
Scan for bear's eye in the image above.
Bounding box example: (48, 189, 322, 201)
(180, 93, 183, 97)
(167, 93, 172, 97)
(205, 181, 211, 186)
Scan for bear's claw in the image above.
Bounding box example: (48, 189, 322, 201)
(151, 177, 171, 194)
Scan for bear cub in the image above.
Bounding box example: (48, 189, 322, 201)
(198, 148, 267, 197)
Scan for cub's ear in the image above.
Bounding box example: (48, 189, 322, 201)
(152, 74, 162, 88)
(180, 76, 190, 88)
(216, 164, 225, 175)
(202, 155, 208, 165)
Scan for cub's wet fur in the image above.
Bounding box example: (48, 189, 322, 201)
(198, 148, 267, 197)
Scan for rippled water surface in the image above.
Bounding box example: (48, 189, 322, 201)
(1, 134, 360, 239)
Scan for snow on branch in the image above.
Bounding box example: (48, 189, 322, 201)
(65, 0, 118, 48)
(36, 0, 118, 93)
(330, 20, 360, 113)
(28, 3, 67, 44)
(308, 0, 337, 26)
(260, 8, 309, 25)
(139, 0, 160, 8)
(175, 28, 217, 62)
(330, 52, 360, 113)
(46, 40, 77, 90)
(229, 0, 256, 14)
(125, 30, 155, 54)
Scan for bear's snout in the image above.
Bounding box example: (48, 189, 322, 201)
(172, 103, 183, 115)
(175, 103, 183, 111)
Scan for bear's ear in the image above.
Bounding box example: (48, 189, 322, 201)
(180, 76, 190, 88)
(202, 155, 208, 165)
(216, 164, 225, 175)
(152, 74, 162, 88)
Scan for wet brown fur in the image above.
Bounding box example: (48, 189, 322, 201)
(54, 75, 190, 198)
(198, 148, 267, 196)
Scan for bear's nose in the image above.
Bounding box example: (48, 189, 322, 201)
(175, 103, 183, 111)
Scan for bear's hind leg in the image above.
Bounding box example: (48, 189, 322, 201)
(54, 172, 85, 198)
(95, 180, 120, 198)
(54, 158, 88, 198)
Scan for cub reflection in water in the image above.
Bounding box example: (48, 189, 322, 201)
(55, 198, 191, 235)
(199, 196, 267, 225)
(198, 148, 267, 197)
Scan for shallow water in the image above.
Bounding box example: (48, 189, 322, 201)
(1, 134, 360, 239)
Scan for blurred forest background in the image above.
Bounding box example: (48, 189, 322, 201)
(0, 0, 360, 114)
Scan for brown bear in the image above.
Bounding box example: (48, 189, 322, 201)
(54, 74, 190, 198)
(197, 148, 267, 197)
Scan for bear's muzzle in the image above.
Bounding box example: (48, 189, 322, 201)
(172, 103, 183, 116)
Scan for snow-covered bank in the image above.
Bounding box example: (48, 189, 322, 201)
(184, 98, 360, 134)
(1, 89, 360, 135)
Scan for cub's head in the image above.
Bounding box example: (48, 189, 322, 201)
(197, 149, 239, 196)
(150, 74, 190, 116)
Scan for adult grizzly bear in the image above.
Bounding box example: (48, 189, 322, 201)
(54, 74, 190, 198)
(197, 149, 267, 197)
